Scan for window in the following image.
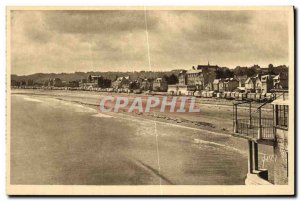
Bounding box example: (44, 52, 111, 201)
(276, 105, 288, 127)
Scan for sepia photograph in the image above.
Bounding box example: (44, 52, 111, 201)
(6, 6, 294, 195)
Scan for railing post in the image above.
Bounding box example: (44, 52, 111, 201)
(248, 140, 253, 174)
(234, 104, 238, 133)
(249, 102, 252, 128)
(258, 108, 262, 139)
(253, 142, 259, 171)
(273, 105, 276, 140)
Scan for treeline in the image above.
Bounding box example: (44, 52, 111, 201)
(11, 70, 183, 85)
(11, 64, 288, 85)
(215, 64, 288, 78)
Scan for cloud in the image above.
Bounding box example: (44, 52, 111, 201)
(10, 9, 290, 75)
(43, 10, 158, 34)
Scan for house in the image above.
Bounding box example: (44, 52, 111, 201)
(97, 77, 111, 88)
(213, 79, 220, 92)
(168, 85, 183, 95)
(129, 80, 140, 90)
(236, 75, 248, 87)
(224, 77, 239, 92)
(140, 78, 153, 91)
(254, 75, 263, 93)
(153, 77, 168, 92)
(86, 75, 111, 88)
(218, 79, 225, 92)
(261, 75, 274, 93)
(167, 84, 196, 96)
(111, 76, 131, 89)
(79, 79, 87, 87)
(245, 77, 256, 93)
(273, 73, 288, 90)
(204, 82, 213, 91)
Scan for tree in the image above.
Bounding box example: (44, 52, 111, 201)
(163, 74, 178, 85)
(268, 64, 274, 69)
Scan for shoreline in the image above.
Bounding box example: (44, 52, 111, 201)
(11, 89, 238, 135)
(10, 88, 273, 136)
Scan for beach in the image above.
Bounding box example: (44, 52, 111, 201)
(10, 89, 275, 185)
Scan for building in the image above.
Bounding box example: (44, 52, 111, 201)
(273, 73, 288, 90)
(86, 75, 111, 88)
(111, 76, 131, 89)
(232, 90, 289, 185)
(98, 77, 111, 88)
(79, 79, 87, 87)
(185, 69, 216, 90)
(236, 75, 248, 87)
(204, 82, 213, 91)
(178, 70, 187, 85)
(177, 63, 218, 91)
(153, 77, 168, 92)
(213, 79, 220, 92)
(129, 80, 140, 90)
(254, 75, 263, 93)
(261, 75, 275, 93)
(140, 78, 153, 91)
(224, 77, 239, 92)
(245, 77, 256, 93)
(168, 69, 196, 95)
(167, 85, 196, 96)
(213, 77, 239, 92)
(186, 69, 205, 90)
(196, 62, 219, 71)
(218, 79, 225, 92)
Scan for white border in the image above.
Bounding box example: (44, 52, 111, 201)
(1, 0, 299, 200)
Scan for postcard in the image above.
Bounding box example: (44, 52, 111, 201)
(6, 6, 294, 195)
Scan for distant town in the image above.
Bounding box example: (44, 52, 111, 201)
(11, 62, 288, 102)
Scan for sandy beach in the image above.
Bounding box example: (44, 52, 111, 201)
(10, 89, 273, 136)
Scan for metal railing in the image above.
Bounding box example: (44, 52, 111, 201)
(234, 118, 274, 140)
(278, 116, 288, 127)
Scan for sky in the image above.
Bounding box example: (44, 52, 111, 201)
(10, 9, 291, 75)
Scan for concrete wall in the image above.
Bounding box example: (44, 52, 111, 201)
(274, 128, 288, 185)
(245, 170, 272, 185)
